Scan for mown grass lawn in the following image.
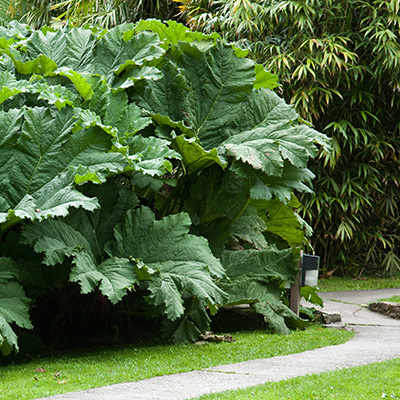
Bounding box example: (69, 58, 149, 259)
(195, 358, 400, 400)
(0, 326, 352, 400)
(318, 277, 400, 292)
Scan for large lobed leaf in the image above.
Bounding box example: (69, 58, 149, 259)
(230, 206, 269, 250)
(69, 253, 142, 304)
(222, 247, 295, 281)
(109, 206, 227, 320)
(7, 26, 165, 86)
(0, 106, 128, 228)
(124, 135, 180, 176)
(134, 19, 220, 49)
(220, 247, 303, 333)
(0, 258, 33, 355)
(254, 197, 313, 249)
(134, 41, 255, 149)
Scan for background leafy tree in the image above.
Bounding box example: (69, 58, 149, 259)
(6, 0, 181, 28)
(0, 0, 12, 23)
(178, 0, 400, 277)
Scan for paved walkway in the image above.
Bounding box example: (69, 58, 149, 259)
(39, 288, 400, 400)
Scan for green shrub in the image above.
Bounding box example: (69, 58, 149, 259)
(0, 20, 327, 356)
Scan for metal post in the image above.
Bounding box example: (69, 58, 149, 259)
(289, 254, 302, 316)
(289, 270, 301, 316)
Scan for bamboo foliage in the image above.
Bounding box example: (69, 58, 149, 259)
(7, 0, 180, 28)
(178, 0, 400, 276)
(0, 0, 12, 23)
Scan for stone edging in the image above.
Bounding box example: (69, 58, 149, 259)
(368, 302, 400, 319)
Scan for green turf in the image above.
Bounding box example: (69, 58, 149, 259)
(318, 277, 400, 292)
(0, 326, 353, 400)
(377, 296, 400, 303)
(195, 358, 400, 399)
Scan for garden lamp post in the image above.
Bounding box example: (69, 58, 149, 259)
(300, 254, 320, 287)
(289, 254, 320, 315)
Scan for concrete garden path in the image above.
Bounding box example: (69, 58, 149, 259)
(39, 288, 400, 400)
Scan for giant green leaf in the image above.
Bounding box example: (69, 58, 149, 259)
(108, 207, 227, 319)
(145, 262, 225, 321)
(170, 41, 255, 149)
(31, 80, 77, 109)
(22, 218, 93, 266)
(69, 253, 141, 304)
(162, 296, 212, 344)
(229, 88, 331, 151)
(231, 160, 315, 203)
(254, 197, 312, 248)
(134, 19, 220, 50)
(124, 135, 180, 176)
(0, 71, 23, 104)
(0, 315, 18, 356)
(109, 207, 225, 279)
(0, 281, 33, 355)
(0, 106, 128, 227)
(104, 93, 152, 138)
(11, 27, 96, 73)
(230, 88, 298, 133)
(133, 41, 255, 149)
(0, 282, 33, 329)
(17, 29, 68, 68)
(172, 134, 227, 174)
(22, 182, 139, 265)
(253, 300, 305, 334)
(0, 168, 100, 230)
(22, 182, 143, 303)
(60, 27, 97, 71)
(223, 124, 314, 175)
(132, 60, 191, 133)
(222, 247, 295, 281)
(230, 206, 269, 250)
(90, 28, 165, 83)
(219, 247, 302, 333)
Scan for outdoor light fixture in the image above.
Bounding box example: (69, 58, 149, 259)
(288, 253, 321, 315)
(300, 254, 320, 287)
